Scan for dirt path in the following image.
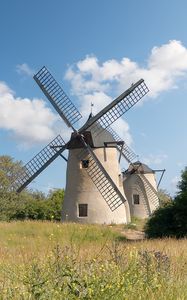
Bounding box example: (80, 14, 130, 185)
(121, 229, 145, 240)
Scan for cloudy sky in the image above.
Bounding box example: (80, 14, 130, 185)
(0, 0, 187, 195)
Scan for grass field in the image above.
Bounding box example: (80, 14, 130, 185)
(0, 221, 186, 299)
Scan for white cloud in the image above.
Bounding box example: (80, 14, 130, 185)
(16, 63, 35, 77)
(65, 40, 187, 146)
(80, 92, 112, 120)
(2, 40, 187, 151)
(65, 40, 187, 99)
(142, 154, 168, 166)
(0, 81, 60, 147)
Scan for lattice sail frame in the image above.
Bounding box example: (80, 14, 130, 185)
(139, 173, 160, 209)
(78, 144, 126, 211)
(79, 79, 149, 135)
(34, 66, 82, 130)
(122, 163, 160, 215)
(94, 81, 148, 134)
(107, 126, 160, 212)
(11, 135, 66, 193)
(133, 175, 151, 216)
(12, 66, 150, 206)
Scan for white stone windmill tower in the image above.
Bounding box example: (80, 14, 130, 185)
(11, 66, 162, 223)
(122, 161, 165, 219)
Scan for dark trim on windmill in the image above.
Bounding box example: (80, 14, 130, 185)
(50, 146, 68, 162)
(104, 141, 124, 163)
(153, 169, 166, 188)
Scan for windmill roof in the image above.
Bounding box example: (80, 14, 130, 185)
(67, 121, 116, 149)
(68, 114, 122, 149)
(124, 161, 154, 174)
(88, 122, 116, 147)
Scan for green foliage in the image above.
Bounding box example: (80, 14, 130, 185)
(177, 166, 187, 192)
(0, 221, 186, 299)
(145, 167, 187, 238)
(158, 188, 172, 207)
(0, 155, 23, 190)
(144, 204, 176, 238)
(0, 155, 64, 221)
(16, 246, 171, 300)
(4, 189, 64, 221)
(0, 240, 186, 299)
(47, 189, 65, 221)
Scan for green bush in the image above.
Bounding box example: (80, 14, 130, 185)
(0, 155, 65, 221)
(145, 167, 187, 238)
(0, 189, 64, 221)
(144, 204, 176, 238)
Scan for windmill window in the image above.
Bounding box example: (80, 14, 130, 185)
(78, 204, 88, 217)
(81, 160, 89, 169)
(133, 194, 140, 205)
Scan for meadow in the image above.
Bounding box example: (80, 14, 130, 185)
(0, 221, 186, 300)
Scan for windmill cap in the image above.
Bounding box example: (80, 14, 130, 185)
(84, 116, 116, 148)
(124, 161, 155, 174)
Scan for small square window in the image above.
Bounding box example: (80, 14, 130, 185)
(81, 160, 89, 168)
(133, 194, 140, 205)
(78, 204, 88, 217)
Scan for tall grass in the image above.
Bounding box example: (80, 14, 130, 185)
(0, 221, 186, 299)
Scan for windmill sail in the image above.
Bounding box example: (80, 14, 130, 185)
(34, 66, 82, 131)
(78, 142, 127, 211)
(107, 127, 160, 212)
(11, 135, 66, 193)
(79, 79, 149, 134)
(138, 173, 160, 209)
(123, 162, 160, 216)
(134, 174, 152, 216)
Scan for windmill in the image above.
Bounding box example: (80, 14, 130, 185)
(100, 127, 165, 219)
(122, 161, 165, 219)
(11, 66, 158, 223)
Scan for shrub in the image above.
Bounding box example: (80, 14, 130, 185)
(145, 167, 187, 238)
(0, 189, 64, 221)
(144, 204, 177, 238)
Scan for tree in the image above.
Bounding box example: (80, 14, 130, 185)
(145, 167, 187, 238)
(172, 167, 187, 236)
(177, 166, 187, 192)
(0, 155, 23, 191)
(46, 189, 65, 221)
(158, 188, 172, 207)
(0, 155, 23, 220)
(0, 155, 64, 221)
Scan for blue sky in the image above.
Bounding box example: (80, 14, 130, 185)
(0, 0, 187, 195)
